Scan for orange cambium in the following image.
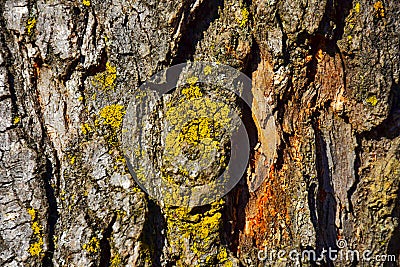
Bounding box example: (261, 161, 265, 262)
(245, 164, 291, 249)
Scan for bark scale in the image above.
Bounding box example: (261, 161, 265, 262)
(0, 0, 399, 266)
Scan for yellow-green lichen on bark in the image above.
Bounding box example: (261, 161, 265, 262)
(162, 84, 232, 186)
(91, 104, 126, 149)
(26, 17, 36, 35)
(83, 236, 100, 253)
(27, 208, 44, 257)
(13, 116, 20, 125)
(354, 2, 361, 13)
(164, 199, 232, 265)
(236, 7, 249, 27)
(203, 65, 213, 75)
(110, 252, 122, 267)
(366, 95, 378, 106)
(81, 123, 93, 135)
(99, 104, 125, 130)
(82, 0, 91, 7)
(92, 62, 117, 91)
(97, 104, 128, 171)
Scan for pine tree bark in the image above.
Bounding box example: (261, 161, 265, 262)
(0, 0, 399, 266)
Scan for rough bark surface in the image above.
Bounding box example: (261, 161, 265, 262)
(0, 0, 399, 266)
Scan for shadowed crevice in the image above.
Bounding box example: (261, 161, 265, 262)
(140, 199, 166, 267)
(222, 63, 257, 257)
(307, 181, 318, 232)
(171, 0, 224, 64)
(317, 0, 353, 42)
(274, 11, 290, 66)
(98, 213, 117, 267)
(346, 135, 362, 214)
(313, 126, 338, 267)
(42, 158, 59, 267)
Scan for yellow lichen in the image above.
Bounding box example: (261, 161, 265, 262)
(29, 238, 44, 256)
(374, 1, 385, 18)
(217, 247, 228, 262)
(81, 123, 93, 135)
(354, 2, 361, 13)
(163, 96, 232, 181)
(92, 62, 117, 91)
(135, 167, 147, 182)
(116, 209, 127, 220)
(366, 95, 378, 106)
(236, 7, 249, 27)
(132, 186, 141, 193)
(27, 208, 36, 220)
(26, 18, 36, 35)
(181, 77, 202, 99)
(53, 235, 58, 249)
(179, 117, 217, 146)
(13, 116, 20, 124)
(99, 104, 126, 129)
(203, 65, 212, 75)
(115, 155, 126, 164)
(82, 0, 91, 6)
(181, 85, 202, 100)
(110, 253, 122, 267)
(186, 76, 198, 85)
(31, 222, 42, 235)
(70, 156, 76, 165)
(27, 208, 44, 257)
(224, 261, 234, 267)
(83, 236, 100, 253)
(165, 199, 227, 264)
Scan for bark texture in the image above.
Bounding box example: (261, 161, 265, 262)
(0, 0, 399, 266)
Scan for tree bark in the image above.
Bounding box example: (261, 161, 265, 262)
(0, 0, 399, 266)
